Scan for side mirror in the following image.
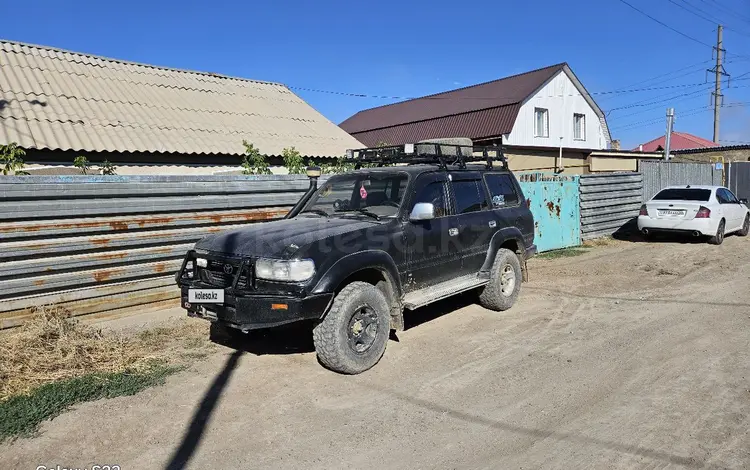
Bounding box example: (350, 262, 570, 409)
(409, 202, 435, 221)
(740, 198, 748, 206)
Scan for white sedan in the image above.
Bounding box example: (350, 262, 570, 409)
(638, 185, 750, 245)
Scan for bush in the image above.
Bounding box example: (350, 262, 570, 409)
(1, 142, 28, 175)
(282, 147, 305, 175)
(241, 140, 271, 175)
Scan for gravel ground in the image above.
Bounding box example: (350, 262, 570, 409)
(3, 235, 749, 469)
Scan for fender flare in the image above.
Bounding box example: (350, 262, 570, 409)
(480, 227, 526, 273)
(311, 250, 403, 299)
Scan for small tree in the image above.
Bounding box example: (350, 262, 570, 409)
(282, 146, 305, 175)
(100, 160, 117, 175)
(318, 156, 355, 174)
(73, 156, 91, 175)
(1, 142, 29, 175)
(241, 140, 271, 175)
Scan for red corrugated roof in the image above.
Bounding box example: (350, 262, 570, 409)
(340, 63, 567, 147)
(636, 132, 718, 152)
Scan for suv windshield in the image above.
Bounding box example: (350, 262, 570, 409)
(652, 188, 711, 201)
(302, 172, 409, 218)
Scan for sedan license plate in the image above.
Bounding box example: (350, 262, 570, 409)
(658, 210, 685, 216)
(188, 289, 224, 304)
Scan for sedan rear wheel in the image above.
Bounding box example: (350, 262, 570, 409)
(710, 219, 725, 245)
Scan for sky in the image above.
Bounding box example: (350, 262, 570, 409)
(3, 0, 750, 149)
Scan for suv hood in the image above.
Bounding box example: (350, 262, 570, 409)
(194, 216, 379, 258)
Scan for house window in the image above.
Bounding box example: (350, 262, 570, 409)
(534, 108, 549, 138)
(574, 113, 586, 140)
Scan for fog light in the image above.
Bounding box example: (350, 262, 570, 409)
(196, 258, 208, 268)
(184, 302, 192, 309)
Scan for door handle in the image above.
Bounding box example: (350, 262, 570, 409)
(448, 228, 459, 236)
(488, 220, 497, 228)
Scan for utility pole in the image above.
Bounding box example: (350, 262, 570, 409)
(708, 25, 729, 143)
(664, 108, 675, 161)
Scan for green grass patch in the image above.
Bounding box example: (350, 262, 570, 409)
(0, 363, 181, 442)
(536, 247, 590, 260)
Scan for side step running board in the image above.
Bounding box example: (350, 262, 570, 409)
(402, 274, 489, 310)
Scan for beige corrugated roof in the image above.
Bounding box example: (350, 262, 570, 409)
(0, 40, 363, 157)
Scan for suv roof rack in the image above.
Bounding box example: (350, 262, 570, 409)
(344, 139, 509, 171)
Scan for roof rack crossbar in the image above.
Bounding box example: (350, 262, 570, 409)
(344, 143, 508, 171)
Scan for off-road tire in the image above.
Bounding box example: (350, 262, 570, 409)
(710, 219, 726, 245)
(209, 322, 246, 347)
(479, 248, 523, 311)
(313, 281, 390, 375)
(739, 214, 750, 237)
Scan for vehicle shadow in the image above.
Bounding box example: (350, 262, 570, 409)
(403, 290, 479, 330)
(213, 291, 481, 354)
(613, 230, 709, 244)
(217, 321, 317, 355)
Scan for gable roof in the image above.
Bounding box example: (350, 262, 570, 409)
(0, 40, 363, 157)
(636, 132, 718, 152)
(339, 63, 610, 147)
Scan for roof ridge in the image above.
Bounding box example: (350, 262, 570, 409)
(344, 62, 567, 119)
(0, 38, 285, 87)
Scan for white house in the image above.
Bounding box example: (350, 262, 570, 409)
(340, 63, 612, 151)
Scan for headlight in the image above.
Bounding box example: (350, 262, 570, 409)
(255, 258, 315, 282)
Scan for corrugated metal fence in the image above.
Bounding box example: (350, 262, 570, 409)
(0, 175, 315, 329)
(579, 172, 643, 240)
(728, 162, 750, 200)
(640, 161, 723, 200)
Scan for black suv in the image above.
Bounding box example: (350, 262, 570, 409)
(176, 140, 536, 374)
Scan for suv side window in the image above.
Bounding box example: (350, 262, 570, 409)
(413, 181, 449, 218)
(484, 173, 520, 208)
(452, 179, 489, 214)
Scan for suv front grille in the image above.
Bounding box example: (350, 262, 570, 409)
(197, 259, 251, 289)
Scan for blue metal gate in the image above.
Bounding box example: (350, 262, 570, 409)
(518, 173, 581, 252)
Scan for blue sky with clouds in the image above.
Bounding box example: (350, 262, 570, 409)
(4, 0, 750, 148)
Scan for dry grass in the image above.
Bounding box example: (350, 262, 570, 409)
(582, 236, 618, 247)
(0, 306, 213, 401)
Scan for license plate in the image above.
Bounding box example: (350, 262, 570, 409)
(188, 289, 224, 304)
(658, 210, 684, 216)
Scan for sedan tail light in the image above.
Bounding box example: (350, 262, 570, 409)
(639, 204, 648, 216)
(695, 206, 711, 218)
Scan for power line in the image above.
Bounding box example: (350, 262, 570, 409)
(669, 0, 750, 39)
(610, 85, 715, 120)
(290, 77, 750, 103)
(612, 106, 712, 130)
(701, 0, 750, 25)
(611, 100, 749, 131)
(614, 0, 714, 47)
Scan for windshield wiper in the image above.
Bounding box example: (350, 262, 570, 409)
(336, 208, 380, 221)
(301, 209, 330, 217)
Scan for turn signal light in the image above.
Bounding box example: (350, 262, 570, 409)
(696, 206, 711, 218)
(639, 205, 648, 216)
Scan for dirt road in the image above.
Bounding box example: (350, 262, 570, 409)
(3, 236, 750, 469)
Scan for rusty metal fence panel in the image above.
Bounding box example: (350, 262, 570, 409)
(0, 175, 317, 328)
(640, 161, 723, 201)
(517, 173, 580, 252)
(580, 172, 643, 240)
